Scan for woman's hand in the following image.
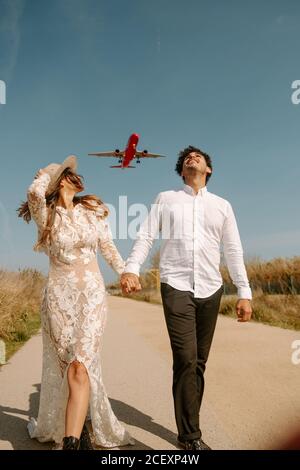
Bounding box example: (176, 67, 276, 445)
(34, 168, 47, 179)
(120, 273, 142, 294)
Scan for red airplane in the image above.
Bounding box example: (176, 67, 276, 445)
(88, 133, 166, 168)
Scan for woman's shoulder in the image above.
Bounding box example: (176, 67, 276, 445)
(93, 203, 109, 219)
(80, 197, 109, 219)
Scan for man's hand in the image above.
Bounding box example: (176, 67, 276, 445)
(236, 299, 252, 322)
(120, 273, 142, 295)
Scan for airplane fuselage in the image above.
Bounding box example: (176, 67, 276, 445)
(122, 133, 139, 168)
(88, 132, 166, 168)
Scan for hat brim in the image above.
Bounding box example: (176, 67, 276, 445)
(53, 155, 77, 181)
(47, 155, 78, 195)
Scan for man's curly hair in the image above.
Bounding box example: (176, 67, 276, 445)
(175, 145, 213, 183)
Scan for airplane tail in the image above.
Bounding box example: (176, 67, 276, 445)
(110, 165, 136, 168)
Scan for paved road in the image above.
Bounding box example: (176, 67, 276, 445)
(0, 296, 299, 450)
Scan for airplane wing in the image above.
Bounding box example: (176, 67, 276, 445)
(88, 151, 124, 157)
(135, 152, 166, 158)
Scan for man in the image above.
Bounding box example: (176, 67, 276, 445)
(121, 146, 252, 450)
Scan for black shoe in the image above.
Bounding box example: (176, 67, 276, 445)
(62, 436, 80, 450)
(79, 423, 94, 450)
(178, 438, 211, 450)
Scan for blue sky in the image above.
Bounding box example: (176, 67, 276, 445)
(0, 0, 299, 282)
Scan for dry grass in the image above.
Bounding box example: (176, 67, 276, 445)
(221, 256, 300, 295)
(0, 268, 46, 360)
(123, 254, 300, 295)
(108, 288, 300, 331)
(220, 293, 300, 330)
(108, 255, 300, 330)
(1, 256, 299, 363)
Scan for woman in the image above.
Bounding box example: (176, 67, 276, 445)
(17, 155, 134, 450)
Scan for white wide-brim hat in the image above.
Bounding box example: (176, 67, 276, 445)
(43, 155, 78, 196)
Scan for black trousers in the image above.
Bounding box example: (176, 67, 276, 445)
(160, 282, 224, 442)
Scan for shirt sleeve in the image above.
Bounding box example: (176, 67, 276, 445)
(221, 202, 252, 300)
(27, 173, 51, 230)
(97, 214, 125, 275)
(125, 193, 162, 276)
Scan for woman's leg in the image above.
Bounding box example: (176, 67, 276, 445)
(65, 360, 90, 438)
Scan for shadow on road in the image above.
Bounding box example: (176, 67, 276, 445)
(110, 398, 177, 449)
(0, 384, 176, 450)
(0, 383, 51, 450)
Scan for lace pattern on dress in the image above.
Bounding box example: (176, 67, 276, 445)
(26, 174, 133, 448)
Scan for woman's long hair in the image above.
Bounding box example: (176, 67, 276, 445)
(17, 167, 109, 250)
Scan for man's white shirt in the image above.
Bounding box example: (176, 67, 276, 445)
(125, 184, 252, 299)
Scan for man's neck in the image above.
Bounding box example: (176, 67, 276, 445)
(184, 177, 206, 195)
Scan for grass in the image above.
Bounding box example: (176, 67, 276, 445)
(220, 293, 300, 330)
(1, 259, 299, 365)
(4, 310, 41, 359)
(109, 288, 300, 331)
(220, 256, 300, 295)
(108, 255, 300, 331)
(0, 268, 46, 362)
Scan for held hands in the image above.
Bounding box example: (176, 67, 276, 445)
(120, 273, 142, 295)
(236, 299, 252, 322)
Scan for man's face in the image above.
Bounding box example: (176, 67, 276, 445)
(182, 152, 211, 178)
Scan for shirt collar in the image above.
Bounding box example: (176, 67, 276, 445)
(183, 184, 207, 197)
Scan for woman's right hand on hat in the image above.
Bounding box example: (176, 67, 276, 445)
(34, 168, 47, 179)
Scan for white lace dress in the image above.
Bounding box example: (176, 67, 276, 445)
(26, 172, 134, 448)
